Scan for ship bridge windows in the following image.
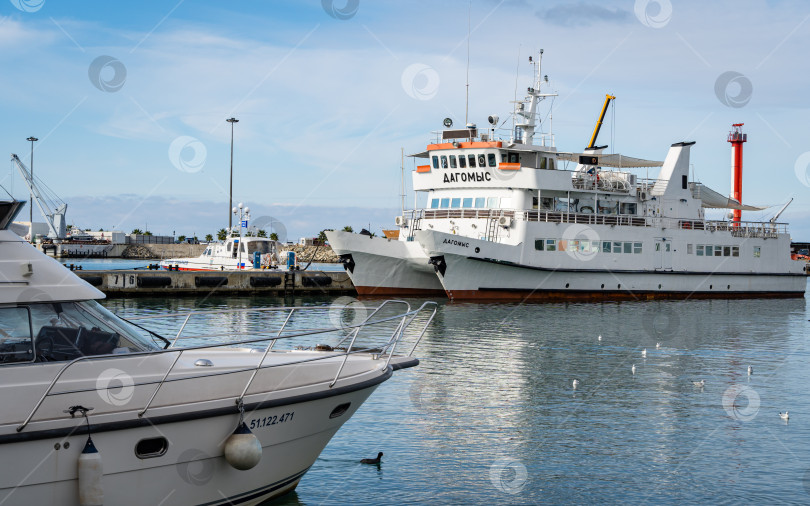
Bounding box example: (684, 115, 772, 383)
(247, 241, 274, 254)
(432, 156, 439, 169)
(441, 156, 448, 168)
(458, 155, 466, 168)
(429, 194, 512, 209)
(487, 153, 497, 167)
(449, 155, 458, 169)
(468, 154, 477, 167)
(477, 154, 486, 167)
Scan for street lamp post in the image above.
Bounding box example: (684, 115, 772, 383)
(226, 117, 239, 231)
(26, 136, 38, 243)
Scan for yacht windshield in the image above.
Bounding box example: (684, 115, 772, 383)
(0, 301, 159, 364)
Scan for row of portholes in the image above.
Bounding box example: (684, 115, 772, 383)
(559, 283, 732, 290)
(565, 283, 621, 289)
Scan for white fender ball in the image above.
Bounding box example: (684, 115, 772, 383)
(224, 422, 262, 470)
(77, 437, 103, 506)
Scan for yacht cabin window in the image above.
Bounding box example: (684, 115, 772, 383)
(440, 198, 450, 208)
(475, 197, 486, 208)
(0, 301, 159, 364)
(450, 198, 461, 208)
(462, 198, 473, 208)
(430, 199, 440, 209)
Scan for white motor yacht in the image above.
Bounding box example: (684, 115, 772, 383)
(160, 235, 286, 271)
(0, 198, 436, 505)
(160, 204, 288, 271)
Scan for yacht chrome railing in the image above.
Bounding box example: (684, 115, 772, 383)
(16, 301, 438, 432)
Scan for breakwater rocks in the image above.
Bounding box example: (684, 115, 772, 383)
(121, 244, 158, 259)
(120, 243, 339, 263)
(287, 244, 339, 263)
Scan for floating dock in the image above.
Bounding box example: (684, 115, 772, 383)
(76, 270, 354, 297)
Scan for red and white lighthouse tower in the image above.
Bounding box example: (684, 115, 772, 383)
(727, 123, 747, 225)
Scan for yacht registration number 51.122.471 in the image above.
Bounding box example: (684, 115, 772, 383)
(248, 412, 294, 429)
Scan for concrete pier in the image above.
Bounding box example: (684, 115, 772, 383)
(76, 269, 354, 297)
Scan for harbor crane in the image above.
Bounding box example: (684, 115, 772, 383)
(10, 154, 67, 240)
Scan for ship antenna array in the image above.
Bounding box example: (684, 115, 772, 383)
(464, 0, 471, 126)
(511, 45, 521, 142)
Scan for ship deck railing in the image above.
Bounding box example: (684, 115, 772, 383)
(696, 220, 786, 238)
(404, 209, 788, 238)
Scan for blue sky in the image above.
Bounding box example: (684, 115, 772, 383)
(1, 0, 809, 240)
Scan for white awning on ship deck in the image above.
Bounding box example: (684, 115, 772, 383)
(555, 152, 664, 168)
(689, 183, 766, 211)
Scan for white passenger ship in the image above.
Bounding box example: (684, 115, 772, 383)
(329, 51, 805, 300)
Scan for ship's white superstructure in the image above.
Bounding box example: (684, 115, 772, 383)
(329, 51, 805, 300)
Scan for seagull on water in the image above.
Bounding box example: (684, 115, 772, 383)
(598, 335, 602, 341)
(748, 366, 753, 375)
(656, 342, 661, 349)
(573, 379, 580, 390)
(691, 380, 705, 387)
(779, 411, 789, 421)
(641, 348, 647, 358)
(631, 364, 636, 375)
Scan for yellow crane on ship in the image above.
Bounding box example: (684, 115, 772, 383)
(587, 94, 615, 149)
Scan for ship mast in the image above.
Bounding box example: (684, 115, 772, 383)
(513, 49, 556, 145)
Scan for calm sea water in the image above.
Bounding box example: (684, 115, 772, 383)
(103, 283, 810, 504)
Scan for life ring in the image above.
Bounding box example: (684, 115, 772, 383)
(580, 206, 594, 214)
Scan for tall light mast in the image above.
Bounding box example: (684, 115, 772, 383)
(727, 123, 747, 226)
